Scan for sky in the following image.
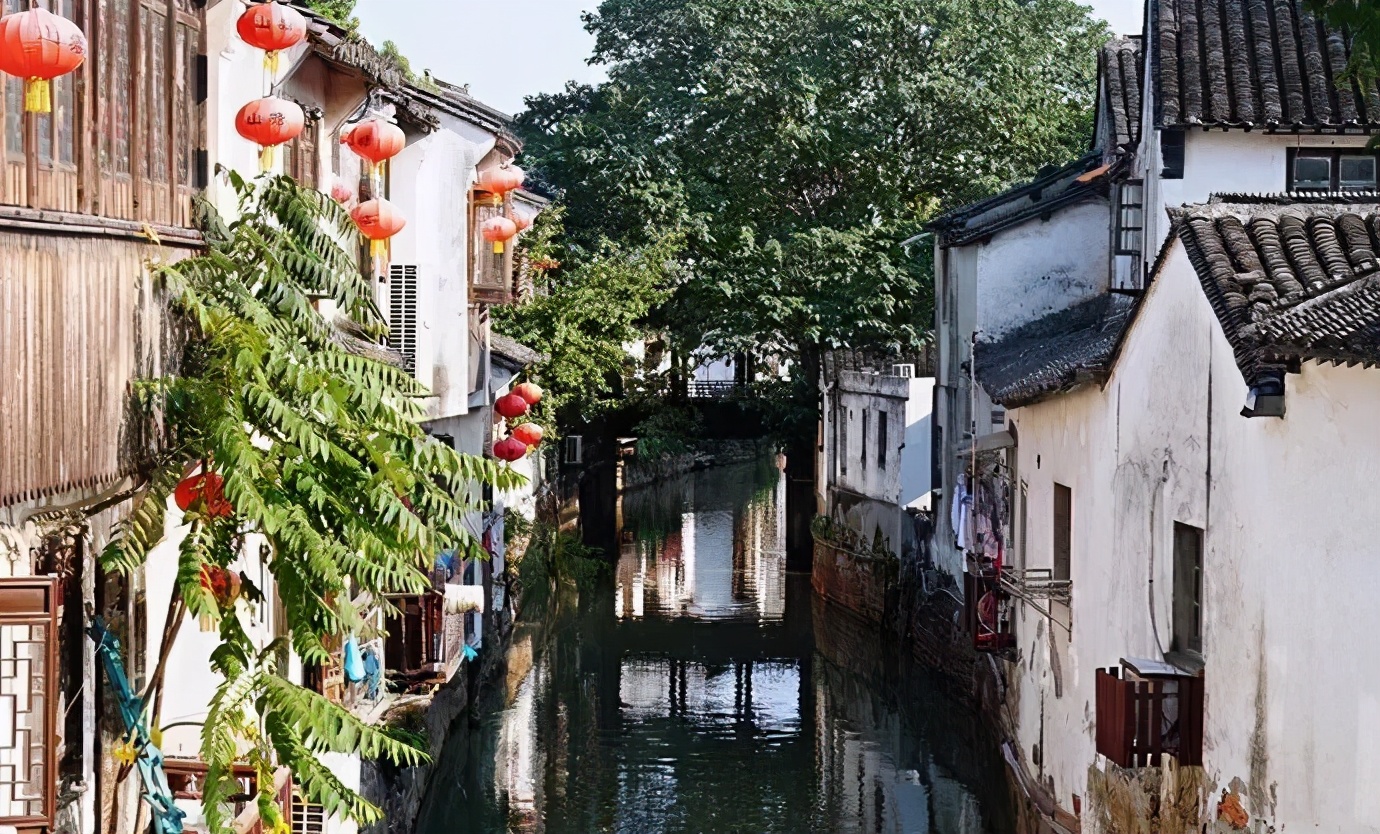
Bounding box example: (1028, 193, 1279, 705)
(355, 0, 1147, 117)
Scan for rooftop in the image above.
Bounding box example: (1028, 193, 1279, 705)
(1100, 36, 1143, 151)
(1154, 0, 1380, 130)
(932, 152, 1115, 247)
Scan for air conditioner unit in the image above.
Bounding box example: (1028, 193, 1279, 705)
(892, 363, 915, 378)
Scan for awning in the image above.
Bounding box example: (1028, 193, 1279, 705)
(956, 430, 1015, 457)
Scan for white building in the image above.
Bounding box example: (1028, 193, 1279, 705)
(934, 2, 1380, 832)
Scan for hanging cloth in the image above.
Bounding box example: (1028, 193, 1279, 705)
(343, 637, 365, 683)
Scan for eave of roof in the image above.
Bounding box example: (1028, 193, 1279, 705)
(491, 333, 547, 371)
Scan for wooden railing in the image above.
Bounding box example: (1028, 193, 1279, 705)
(1096, 666, 1204, 768)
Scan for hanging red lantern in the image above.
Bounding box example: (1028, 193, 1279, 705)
(235, 1, 306, 74)
(199, 566, 243, 607)
(476, 165, 524, 200)
(342, 119, 405, 177)
(175, 473, 234, 518)
(351, 198, 406, 258)
(511, 422, 544, 447)
(494, 437, 529, 462)
(513, 382, 544, 405)
(481, 215, 517, 255)
(0, 8, 87, 114)
(511, 207, 537, 232)
(235, 96, 305, 172)
(330, 178, 354, 205)
(495, 392, 529, 419)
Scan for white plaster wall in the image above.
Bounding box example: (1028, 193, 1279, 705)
(901, 377, 935, 510)
(973, 202, 1110, 341)
(1010, 243, 1380, 832)
(390, 129, 478, 421)
(833, 374, 908, 504)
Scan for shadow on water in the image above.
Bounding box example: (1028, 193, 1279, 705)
(416, 458, 1014, 833)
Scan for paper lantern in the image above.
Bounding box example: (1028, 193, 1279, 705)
(342, 118, 405, 177)
(476, 165, 524, 199)
(495, 392, 529, 419)
(481, 215, 517, 255)
(511, 422, 544, 447)
(513, 382, 543, 405)
(235, 96, 305, 171)
(494, 437, 528, 462)
(235, 1, 306, 74)
(0, 8, 87, 113)
(330, 179, 354, 205)
(351, 198, 406, 258)
(175, 473, 233, 518)
(200, 566, 243, 607)
(511, 207, 537, 232)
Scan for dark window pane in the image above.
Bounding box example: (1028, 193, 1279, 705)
(1294, 155, 1331, 190)
(1339, 155, 1376, 190)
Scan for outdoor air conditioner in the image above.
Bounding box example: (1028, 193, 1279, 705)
(891, 363, 915, 378)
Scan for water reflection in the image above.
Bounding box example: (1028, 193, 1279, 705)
(416, 458, 1012, 834)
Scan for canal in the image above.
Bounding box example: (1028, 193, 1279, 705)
(416, 457, 1015, 833)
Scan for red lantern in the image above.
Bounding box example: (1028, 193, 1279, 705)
(175, 473, 233, 518)
(481, 215, 517, 255)
(351, 198, 406, 258)
(513, 382, 543, 405)
(511, 422, 544, 447)
(330, 179, 353, 205)
(494, 437, 528, 462)
(0, 8, 87, 114)
(476, 165, 524, 199)
(235, 1, 306, 73)
(235, 96, 305, 172)
(342, 119, 405, 177)
(511, 207, 537, 232)
(495, 392, 529, 419)
(200, 565, 243, 607)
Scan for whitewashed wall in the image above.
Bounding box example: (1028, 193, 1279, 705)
(901, 377, 935, 510)
(1007, 243, 1380, 832)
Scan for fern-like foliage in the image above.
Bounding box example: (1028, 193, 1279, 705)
(106, 172, 523, 831)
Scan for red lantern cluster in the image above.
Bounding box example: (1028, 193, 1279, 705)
(492, 382, 547, 464)
(175, 472, 234, 518)
(236, 1, 306, 74)
(0, 7, 87, 114)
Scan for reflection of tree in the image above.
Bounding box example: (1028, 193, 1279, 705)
(621, 458, 781, 548)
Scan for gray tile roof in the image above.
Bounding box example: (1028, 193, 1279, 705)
(1172, 199, 1380, 379)
(975, 294, 1136, 408)
(932, 153, 1114, 247)
(1101, 36, 1144, 150)
(1155, 0, 1380, 129)
(491, 333, 547, 371)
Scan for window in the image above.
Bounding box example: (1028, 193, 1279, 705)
(470, 191, 515, 304)
(1289, 149, 1380, 192)
(1160, 128, 1185, 179)
(860, 409, 868, 470)
(837, 403, 847, 477)
(1053, 483, 1072, 583)
(0, 577, 57, 830)
(1115, 180, 1144, 256)
(564, 435, 584, 465)
(285, 117, 320, 190)
(1172, 522, 1204, 655)
(877, 410, 887, 469)
(388, 264, 418, 374)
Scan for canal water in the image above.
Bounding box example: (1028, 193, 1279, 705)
(416, 458, 1015, 833)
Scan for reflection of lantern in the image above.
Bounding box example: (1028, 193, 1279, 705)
(513, 382, 543, 405)
(481, 215, 517, 255)
(0, 8, 87, 113)
(235, 96, 305, 171)
(235, 1, 306, 74)
(494, 437, 528, 462)
(512, 422, 544, 447)
(351, 198, 406, 258)
(342, 119, 405, 177)
(495, 393, 529, 419)
(175, 473, 234, 518)
(476, 165, 524, 200)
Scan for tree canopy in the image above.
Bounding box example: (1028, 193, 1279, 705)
(517, 0, 1108, 392)
(1306, 0, 1379, 83)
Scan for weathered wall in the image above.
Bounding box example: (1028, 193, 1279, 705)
(1008, 243, 1380, 833)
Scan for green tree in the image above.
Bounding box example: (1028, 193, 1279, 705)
(519, 0, 1106, 427)
(1306, 1, 1380, 83)
(305, 0, 356, 26)
(107, 174, 520, 832)
(494, 205, 677, 419)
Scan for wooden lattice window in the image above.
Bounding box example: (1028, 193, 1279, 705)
(0, 578, 58, 830)
(292, 793, 326, 834)
(284, 117, 319, 190)
(470, 192, 514, 304)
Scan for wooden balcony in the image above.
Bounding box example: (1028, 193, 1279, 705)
(1096, 659, 1204, 768)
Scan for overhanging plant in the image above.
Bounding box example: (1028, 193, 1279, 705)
(104, 172, 522, 831)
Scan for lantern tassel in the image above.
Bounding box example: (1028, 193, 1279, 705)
(24, 78, 50, 114)
(493, 240, 505, 255)
(264, 50, 280, 75)
(371, 239, 386, 259)
(374, 161, 385, 180)
(259, 145, 276, 173)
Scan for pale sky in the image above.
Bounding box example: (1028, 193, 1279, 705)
(356, 0, 1147, 117)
